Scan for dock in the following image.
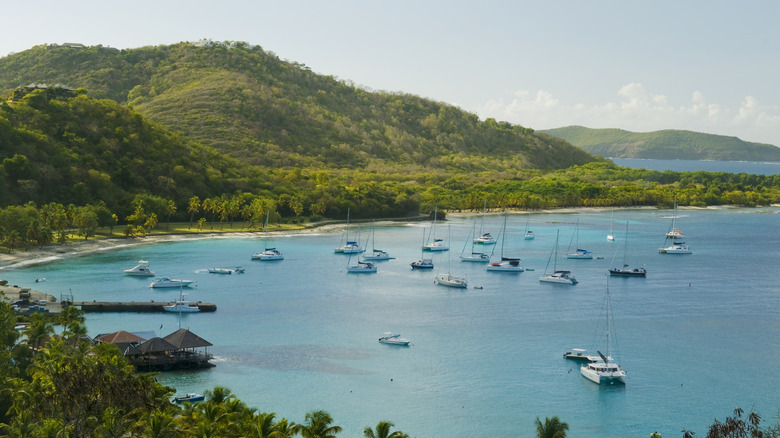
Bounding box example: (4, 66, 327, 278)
(73, 301, 217, 313)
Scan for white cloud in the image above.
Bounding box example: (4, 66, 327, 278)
(476, 84, 780, 145)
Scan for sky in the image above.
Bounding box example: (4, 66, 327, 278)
(3, 1, 780, 146)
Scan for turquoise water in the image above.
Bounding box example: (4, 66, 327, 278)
(611, 157, 780, 175)
(3, 207, 779, 437)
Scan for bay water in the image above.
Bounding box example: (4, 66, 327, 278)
(4, 207, 779, 437)
(611, 158, 780, 175)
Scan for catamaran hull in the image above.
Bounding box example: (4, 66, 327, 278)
(581, 367, 626, 385)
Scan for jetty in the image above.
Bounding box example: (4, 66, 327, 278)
(74, 301, 217, 313)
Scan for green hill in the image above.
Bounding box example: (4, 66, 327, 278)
(0, 41, 594, 172)
(542, 125, 780, 161)
(0, 87, 246, 211)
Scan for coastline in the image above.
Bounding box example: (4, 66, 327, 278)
(0, 204, 771, 271)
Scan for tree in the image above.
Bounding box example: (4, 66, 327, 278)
(188, 196, 201, 227)
(364, 421, 408, 438)
(73, 205, 99, 240)
(535, 416, 569, 438)
(294, 410, 342, 438)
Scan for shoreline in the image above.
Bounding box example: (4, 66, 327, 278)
(0, 204, 773, 271)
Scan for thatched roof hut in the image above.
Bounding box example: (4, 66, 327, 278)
(164, 328, 212, 349)
(94, 330, 146, 344)
(138, 337, 178, 354)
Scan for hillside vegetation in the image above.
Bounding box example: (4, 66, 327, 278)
(0, 41, 593, 172)
(543, 125, 780, 161)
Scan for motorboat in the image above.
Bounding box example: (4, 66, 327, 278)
(435, 272, 468, 288)
(346, 260, 377, 273)
(563, 348, 590, 361)
(659, 242, 692, 254)
(539, 230, 577, 285)
(207, 267, 244, 274)
(252, 248, 284, 261)
(124, 260, 154, 277)
(149, 277, 194, 288)
(540, 270, 578, 285)
(173, 393, 205, 403)
(473, 232, 497, 245)
(411, 258, 434, 269)
(378, 332, 411, 346)
(580, 280, 626, 385)
(163, 297, 200, 313)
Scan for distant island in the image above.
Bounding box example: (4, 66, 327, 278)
(542, 126, 780, 162)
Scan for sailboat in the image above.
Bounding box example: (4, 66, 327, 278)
(539, 230, 578, 285)
(252, 211, 284, 261)
(435, 226, 467, 288)
(473, 201, 497, 245)
(335, 208, 365, 254)
(411, 228, 434, 269)
(460, 221, 490, 262)
(363, 220, 395, 261)
(423, 206, 449, 251)
(163, 290, 200, 313)
(566, 218, 593, 259)
(609, 222, 646, 277)
(665, 195, 684, 239)
(523, 212, 534, 240)
(580, 279, 626, 385)
(346, 256, 377, 273)
(607, 208, 615, 241)
(486, 214, 524, 272)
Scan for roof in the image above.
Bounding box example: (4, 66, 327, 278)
(164, 328, 213, 348)
(94, 330, 147, 344)
(138, 337, 178, 353)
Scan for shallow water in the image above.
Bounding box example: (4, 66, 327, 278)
(4, 207, 779, 437)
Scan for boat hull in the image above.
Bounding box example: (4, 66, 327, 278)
(609, 268, 647, 277)
(435, 274, 467, 288)
(164, 305, 200, 313)
(150, 281, 194, 288)
(581, 366, 626, 385)
(486, 263, 524, 272)
(460, 255, 489, 262)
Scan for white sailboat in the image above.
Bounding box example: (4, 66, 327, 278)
(460, 221, 490, 262)
(473, 201, 497, 245)
(665, 195, 684, 239)
(435, 226, 467, 288)
(609, 221, 647, 277)
(539, 230, 578, 285)
(581, 279, 626, 385)
(411, 228, 434, 269)
(335, 208, 365, 254)
(363, 220, 395, 261)
(523, 212, 535, 240)
(163, 291, 200, 313)
(423, 206, 449, 251)
(607, 208, 615, 241)
(486, 214, 524, 272)
(566, 218, 593, 259)
(252, 211, 284, 261)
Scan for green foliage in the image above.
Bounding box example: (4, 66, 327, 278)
(543, 125, 780, 161)
(535, 416, 569, 438)
(0, 42, 593, 172)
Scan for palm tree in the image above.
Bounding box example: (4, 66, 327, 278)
(535, 416, 569, 438)
(294, 410, 342, 438)
(364, 420, 408, 438)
